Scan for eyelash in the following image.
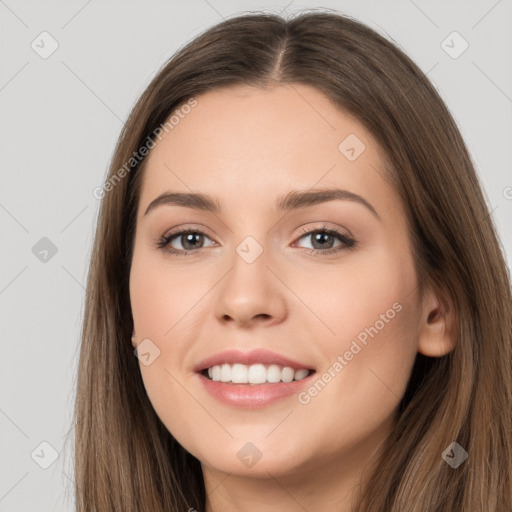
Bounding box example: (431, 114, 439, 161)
(156, 225, 356, 257)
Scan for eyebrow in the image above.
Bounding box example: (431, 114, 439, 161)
(144, 188, 380, 220)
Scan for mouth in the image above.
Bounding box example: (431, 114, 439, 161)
(194, 348, 317, 407)
(200, 363, 316, 385)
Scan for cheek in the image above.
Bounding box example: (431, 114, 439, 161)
(129, 249, 213, 402)
(298, 243, 418, 348)
(316, 249, 419, 408)
(129, 248, 205, 340)
(129, 255, 202, 448)
(303, 243, 421, 398)
(333, 301, 420, 397)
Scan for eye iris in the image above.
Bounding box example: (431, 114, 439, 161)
(312, 232, 334, 250)
(181, 233, 203, 250)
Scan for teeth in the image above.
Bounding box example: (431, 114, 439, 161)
(205, 363, 311, 384)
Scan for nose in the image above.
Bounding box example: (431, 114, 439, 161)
(214, 247, 288, 328)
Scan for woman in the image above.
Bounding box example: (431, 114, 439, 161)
(70, 9, 512, 511)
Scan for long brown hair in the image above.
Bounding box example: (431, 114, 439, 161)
(67, 9, 512, 511)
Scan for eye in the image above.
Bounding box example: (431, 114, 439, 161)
(156, 228, 216, 255)
(156, 224, 356, 257)
(293, 225, 356, 255)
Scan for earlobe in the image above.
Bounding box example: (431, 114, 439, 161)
(417, 288, 456, 358)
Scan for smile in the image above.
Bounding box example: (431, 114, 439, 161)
(203, 363, 313, 384)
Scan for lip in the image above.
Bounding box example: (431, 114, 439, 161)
(193, 348, 316, 409)
(196, 371, 316, 409)
(193, 348, 314, 373)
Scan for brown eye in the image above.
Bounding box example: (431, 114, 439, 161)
(157, 229, 216, 255)
(294, 226, 356, 255)
(175, 232, 205, 251)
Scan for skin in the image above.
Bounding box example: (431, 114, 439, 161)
(129, 83, 455, 512)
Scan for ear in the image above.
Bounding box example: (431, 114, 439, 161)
(131, 332, 137, 348)
(417, 284, 457, 357)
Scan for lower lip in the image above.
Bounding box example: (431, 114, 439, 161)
(196, 372, 315, 409)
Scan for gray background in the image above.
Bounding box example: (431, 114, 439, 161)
(1, 1, 511, 510)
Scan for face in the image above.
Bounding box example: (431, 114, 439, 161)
(129, 83, 426, 484)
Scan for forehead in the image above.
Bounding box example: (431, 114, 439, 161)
(138, 83, 401, 221)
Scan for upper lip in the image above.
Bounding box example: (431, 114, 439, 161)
(193, 349, 314, 373)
